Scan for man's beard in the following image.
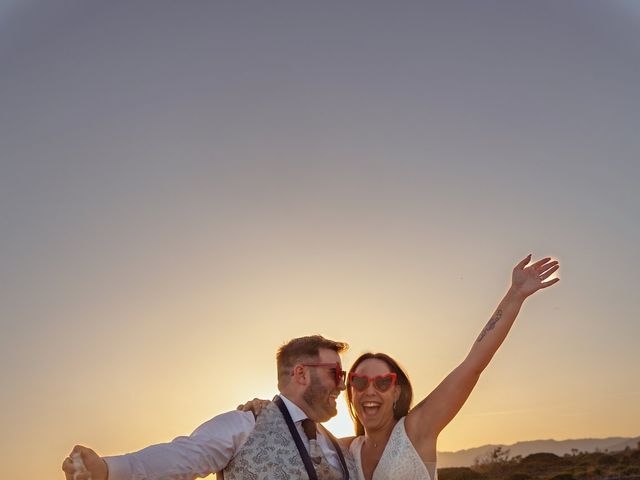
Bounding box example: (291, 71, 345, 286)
(302, 372, 337, 422)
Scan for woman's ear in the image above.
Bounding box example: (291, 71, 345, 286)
(394, 385, 401, 403)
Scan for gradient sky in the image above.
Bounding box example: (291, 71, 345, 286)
(1, 1, 639, 479)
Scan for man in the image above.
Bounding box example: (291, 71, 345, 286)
(62, 335, 356, 480)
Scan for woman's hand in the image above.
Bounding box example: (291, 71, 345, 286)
(237, 398, 271, 417)
(510, 254, 559, 299)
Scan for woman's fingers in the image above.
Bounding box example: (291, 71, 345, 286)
(530, 257, 552, 269)
(539, 264, 559, 280)
(515, 254, 532, 270)
(541, 277, 560, 288)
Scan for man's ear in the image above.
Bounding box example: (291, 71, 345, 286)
(290, 364, 308, 385)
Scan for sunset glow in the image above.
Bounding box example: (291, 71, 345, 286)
(1, 2, 639, 480)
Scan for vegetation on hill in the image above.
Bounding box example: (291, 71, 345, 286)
(438, 442, 640, 480)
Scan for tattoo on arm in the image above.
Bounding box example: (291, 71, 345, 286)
(476, 309, 503, 343)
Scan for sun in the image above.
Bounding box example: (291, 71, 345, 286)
(322, 395, 355, 438)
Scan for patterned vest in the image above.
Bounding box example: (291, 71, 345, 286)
(220, 396, 356, 480)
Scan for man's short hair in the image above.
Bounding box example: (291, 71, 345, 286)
(276, 335, 349, 388)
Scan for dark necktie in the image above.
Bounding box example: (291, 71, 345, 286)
(301, 419, 344, 480)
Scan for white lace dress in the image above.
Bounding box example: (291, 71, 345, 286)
(350, 417, 437, 480)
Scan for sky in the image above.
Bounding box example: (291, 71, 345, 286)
(1, 1, 639, 478)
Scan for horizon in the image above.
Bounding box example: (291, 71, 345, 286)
(437, 435, 640, 469)
(1, 2, 639, 479)
(438, 435, 640, 453)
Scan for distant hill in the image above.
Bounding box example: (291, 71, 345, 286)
(438, 436, 640, 467)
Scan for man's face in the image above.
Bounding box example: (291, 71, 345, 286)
(302, 348, 346, 422)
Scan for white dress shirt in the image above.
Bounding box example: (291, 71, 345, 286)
(105, 394, 342, 480)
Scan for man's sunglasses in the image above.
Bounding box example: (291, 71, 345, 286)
(348, 372, 397, 392)
(298, 362, 346, 384)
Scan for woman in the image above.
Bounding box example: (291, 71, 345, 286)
(345, 254, 559, 479)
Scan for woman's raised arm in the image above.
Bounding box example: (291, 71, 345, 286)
(405, 255, 559, 451)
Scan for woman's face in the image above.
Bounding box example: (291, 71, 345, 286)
(350, 358, 401, 432)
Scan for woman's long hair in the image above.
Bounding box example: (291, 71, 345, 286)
(346, 352, 413, 436)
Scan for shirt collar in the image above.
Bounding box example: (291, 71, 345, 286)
(278, 393, 309, 423)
